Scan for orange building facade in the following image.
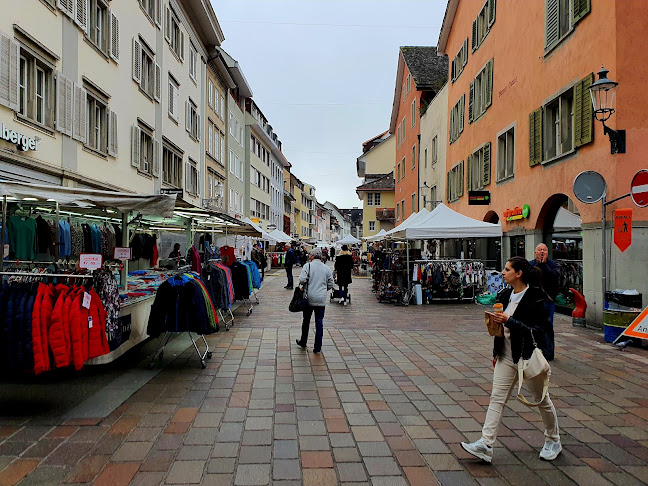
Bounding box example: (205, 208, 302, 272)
(438, 0, 648, 326)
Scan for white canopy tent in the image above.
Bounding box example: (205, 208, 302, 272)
(336, 234, 361, 245)
(268, 229, 292, 243)
(364, 229, 387, 242)
(382, 208, 430, 238)
(242, 218, 276, 242)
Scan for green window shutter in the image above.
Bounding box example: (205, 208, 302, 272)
(459, 94, 465, 135)
(488, 0, 496, 27)
(468, 80, 475, 122)
(572, 0, 591, 24)
(447, 172, 451, 201)
(458, 161, 464, 197)
(575, 72, 594, 147)
(483, 142, 491, 186)
(528, 108, 543, 166)
(466, 154, 473, 192)
(451, 57, 456, 82)
(472, 19, 478, 51)
(545, 0, 559, 48)
(485, 59, 494, 109)
(449, 109, 454, 144)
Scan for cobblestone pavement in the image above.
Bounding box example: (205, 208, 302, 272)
(2, 266, 648, 485)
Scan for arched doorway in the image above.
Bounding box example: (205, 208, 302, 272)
(482, 211, 501, 270)
(537, 194, 583, 313)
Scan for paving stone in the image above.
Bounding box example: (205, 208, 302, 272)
(298, 421, 327, 436)
(371, 477, 409, 486)
(239, 446, 272, 464)
(363, 456, 401, 476)
(274, 440, 299, 459)
(93, 462, 140, 486)
(302, 450, 334, 468)
(234, 464, 271, 485)
(300, 436, 331, 451)
(207, 458, 236, 474)
(184, 427, 218, 445)
(202, 473, 234, 486)
(334, 447, 362, 463)
(352, 426, 384, 442)
(330, 433, 356, 448)
(273, 459, 301, 480)
(112, 441, 152, 462)
(337, 462, 368, 482)
(140, 450, 175, 472)
(357, 441, 392, 457)
(241, 430, 272, 445)
(16, 464, 71, 486)
(166, 460, 206, 484)
(274, 424, 298, 440)
(403, 467, 439, 486)
(303, 468, 338, 486)
(177, 445, 212, 461)
(211, 443, 239, 458)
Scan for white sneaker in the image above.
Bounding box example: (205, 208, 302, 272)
(539, 439, 562, 461)
(343, 301, 348, 306)
(461, 438, 493, 463)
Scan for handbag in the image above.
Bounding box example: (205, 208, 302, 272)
(516, 331, 551, 407)
(288, 264, 309, 312)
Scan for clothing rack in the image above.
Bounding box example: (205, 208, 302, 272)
(206, 259, 236, 330)
(0, 271, 92, 278)
(148, 331, 212, 369)
(413, 259, 485, 303)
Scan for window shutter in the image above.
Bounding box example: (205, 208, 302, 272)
(466, 154, 472, 192)
(545, 0, 559, 48)
(483, 142, 491, 186)
(6, 37, 19, 112)
(75, 0, 88, 32)
(574, 72, 594, 147)
(165, 8, 171, 43)
(488, 0, 496, 27)
(529, 108, 542, 166)
(109, 12, 120, 62)
(471, 19, 478, 51)
(72, 83, 87, 143)
(131, 126, 141, 169)
(155, 0, 162, 28)
(154, 62, 161, 102)
(56, 74, 73, 136)
(0, 35, 10, 108)
(179, 32, 185, 62)
(197, 169, 201, 196)
(458, 161, 464, 197)
(572, 0, 591, 24)
(185, 163, 191, 192)
(132, 37, 141, 84)
(462, 39, 469, 67)
(446, 172, 451, 202)
(451, 58, 456, 82)
(485, 59, 493, 109)
(196, 114, 201, 141)
(468, 80, 474, 123)
(107, 110, 118, 156)
(57, 0, 74, 18)
(459, 94, 465, 135)
(185, 101, 190, 132)
(172, 85, 179, 120)
(153, 139, 160, 177)
(220, 95, 224, 119)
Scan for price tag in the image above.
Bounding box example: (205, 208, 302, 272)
(82, 292, 91, 309)
(88, 316, 93, 329)
(79, 253, 103, 270)
(113, 247, 132, 260)
(3, 244, 8, 258)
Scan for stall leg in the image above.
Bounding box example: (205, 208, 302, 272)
(188, 332, 211, 368)
(149, 332, 173, 369)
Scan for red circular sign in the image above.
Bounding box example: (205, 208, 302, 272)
(631, 170, 648, 208)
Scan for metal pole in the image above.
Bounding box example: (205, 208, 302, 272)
(1, 195, 6, 270)
(121, 212, 128, 292)
(601, 195, 606, 313)
(406, 240, 411, 292)
(54, 201, 60, 260)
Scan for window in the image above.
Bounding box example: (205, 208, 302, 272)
(401, 158, 406, 179)
(168, 74, 179, 121)
(250, 134, 256, 152)
(469, 59, 493, 123)
(545, 0, 590, 51)
(401, 200, 405, 220)
(373, 192, 381, 206)
(401, 116, 406, 142)
(430, 185, 437, 203)
(165, 6, 184, 61)
(235, 155, 242, 181)
(543, 88, 573, 161)
(411, 144, 416, 169)
(208, 80, 214, 108)
(132, 37, 160, 102)
(449, 94, 465, 144)
(186, 98, 200, 141)
(220, 132, 225, 163)
(162, 141, 183, 188)
(424, 148, 428, 168)
(366, 193, 373, 206)
(86, 93, 107, 154)
(189, 43, 197, 82)
(139, 0, 161, 26)
(467, 142, 492, 191)
(447, 161, 464, 202)
(472, 0, 496, 52)
(397, 125, 401, 148)
(451, 38, 469, 82)
(411, 193, 416, 212)
(131, 124, 159, 177)
(369, 221, 375, 232)
(396, 162, 401, 181)
(220, 94, 225, 120)
(406, 74, 411, 94)
(497, 127, 515, 182)
(186, 158, 199, 196)
(207, 119, 219, 160)
(396, 202, 400, 221)
(431, 136, 438, 164)
(229, 150, 234, 174)
(411, 100, 416, 127)
(88, 0, 109, 56)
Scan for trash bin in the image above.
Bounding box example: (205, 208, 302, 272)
(603, 309, 640, 343)
(414, 284, 422, 305)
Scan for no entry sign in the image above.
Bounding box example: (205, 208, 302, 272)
(631, 170, 648, 208)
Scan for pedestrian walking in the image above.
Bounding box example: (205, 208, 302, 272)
(334, 244, 354, 305)
(461, 256, 561, 463)
(529, 243, 560, 361)
(284, 244, 295, 289)
(330, 246, 335, 259)
(251, 244, 267, 280)
(295, 248, 335, 354)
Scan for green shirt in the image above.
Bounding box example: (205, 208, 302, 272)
(9, 215, 37, 260)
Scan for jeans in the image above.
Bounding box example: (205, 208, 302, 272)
(300, 305, 325, 351)
(339, 284, 348, 300)
(286, 266, 293, 288)
(544, 301, 555, 360)
(482, 357, 559, 447)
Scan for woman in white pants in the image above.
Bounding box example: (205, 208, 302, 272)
(461, 256, 561, 463)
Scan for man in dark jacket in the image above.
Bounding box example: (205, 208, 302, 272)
(285, 244, 295, 289)
(529, 243, 559, 360)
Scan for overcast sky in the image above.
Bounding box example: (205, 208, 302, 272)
(212, 0, 447, 208)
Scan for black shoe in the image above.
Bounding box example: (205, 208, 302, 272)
(313, 349, 321, 354)
(286, 286, 293, 290)
(295, 339, 306, 348)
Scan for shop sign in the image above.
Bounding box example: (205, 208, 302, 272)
(79, 253, 103, 270)
(0, 122, 40, 151)
(251, 218, 260, 224)
(160, 188, 183, 197)
(113, 247, 132, 260)
(504, 204, 530, 222)
(468, 191, 491, 205)
(613, 208, 632, 252)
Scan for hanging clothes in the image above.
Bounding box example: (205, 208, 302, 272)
(229, 262, 251, 300)
(190, 245, 201, 272)
(220, 245, 235, 266)
(8, 215, 38, 260)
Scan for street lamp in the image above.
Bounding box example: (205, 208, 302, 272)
(589, 66, 625, 154)
(419, 181, 430, 209)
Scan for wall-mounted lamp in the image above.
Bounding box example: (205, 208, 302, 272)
(589, 66, 625, 154)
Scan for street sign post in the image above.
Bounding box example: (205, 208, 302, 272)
(630, 169, 648, 208)
(613, 306, 648, 344)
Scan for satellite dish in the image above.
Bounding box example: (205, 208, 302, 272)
(573, 171, 606, 204)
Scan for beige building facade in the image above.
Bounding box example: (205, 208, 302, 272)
(418, 82, 448, 210)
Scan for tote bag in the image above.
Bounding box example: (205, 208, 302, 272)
(288, 265, 309, 312)
(516, 331, 551, 407)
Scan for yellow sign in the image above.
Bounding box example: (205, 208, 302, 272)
(251, 218, 260, 224)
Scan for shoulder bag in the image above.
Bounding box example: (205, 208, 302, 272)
(516, 330, 551, 407)
(288, 264, 309, 312)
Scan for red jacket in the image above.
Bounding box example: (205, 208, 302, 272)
(31, 283, 47, 375)
(49, 284, 72, 369)
(39, 283, 55, 372)
(87, 289, 110, 359)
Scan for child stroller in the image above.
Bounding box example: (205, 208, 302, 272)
(330, 288, 351, 304)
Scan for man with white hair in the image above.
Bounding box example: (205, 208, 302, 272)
(295, 248, 335, 353)
(530, 243, 560, 361)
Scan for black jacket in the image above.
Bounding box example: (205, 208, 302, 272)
(334, 252, 354, 286)
(529, 259, 560, 300)
(493, 286, 550, 363)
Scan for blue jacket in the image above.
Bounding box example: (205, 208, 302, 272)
(285, 248, 295, 267)
(529, 258, 559, 300)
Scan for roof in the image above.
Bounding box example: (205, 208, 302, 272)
(437, 0, 460, 55)
(217, 47, 253, 98)
(356, 172, 395, 192)
(401, 47, 448, 90)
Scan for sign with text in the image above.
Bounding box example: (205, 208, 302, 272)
(160, 187, 183, 197)
(613, 208, 632, 252)
(503, 204, 530, 222)
(0, 122, 41, 151)
(614, 306, 648, 343)
(79, 253, 103, 270)
(113, 247, 132, 260)
(468, 191, 491, 205)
